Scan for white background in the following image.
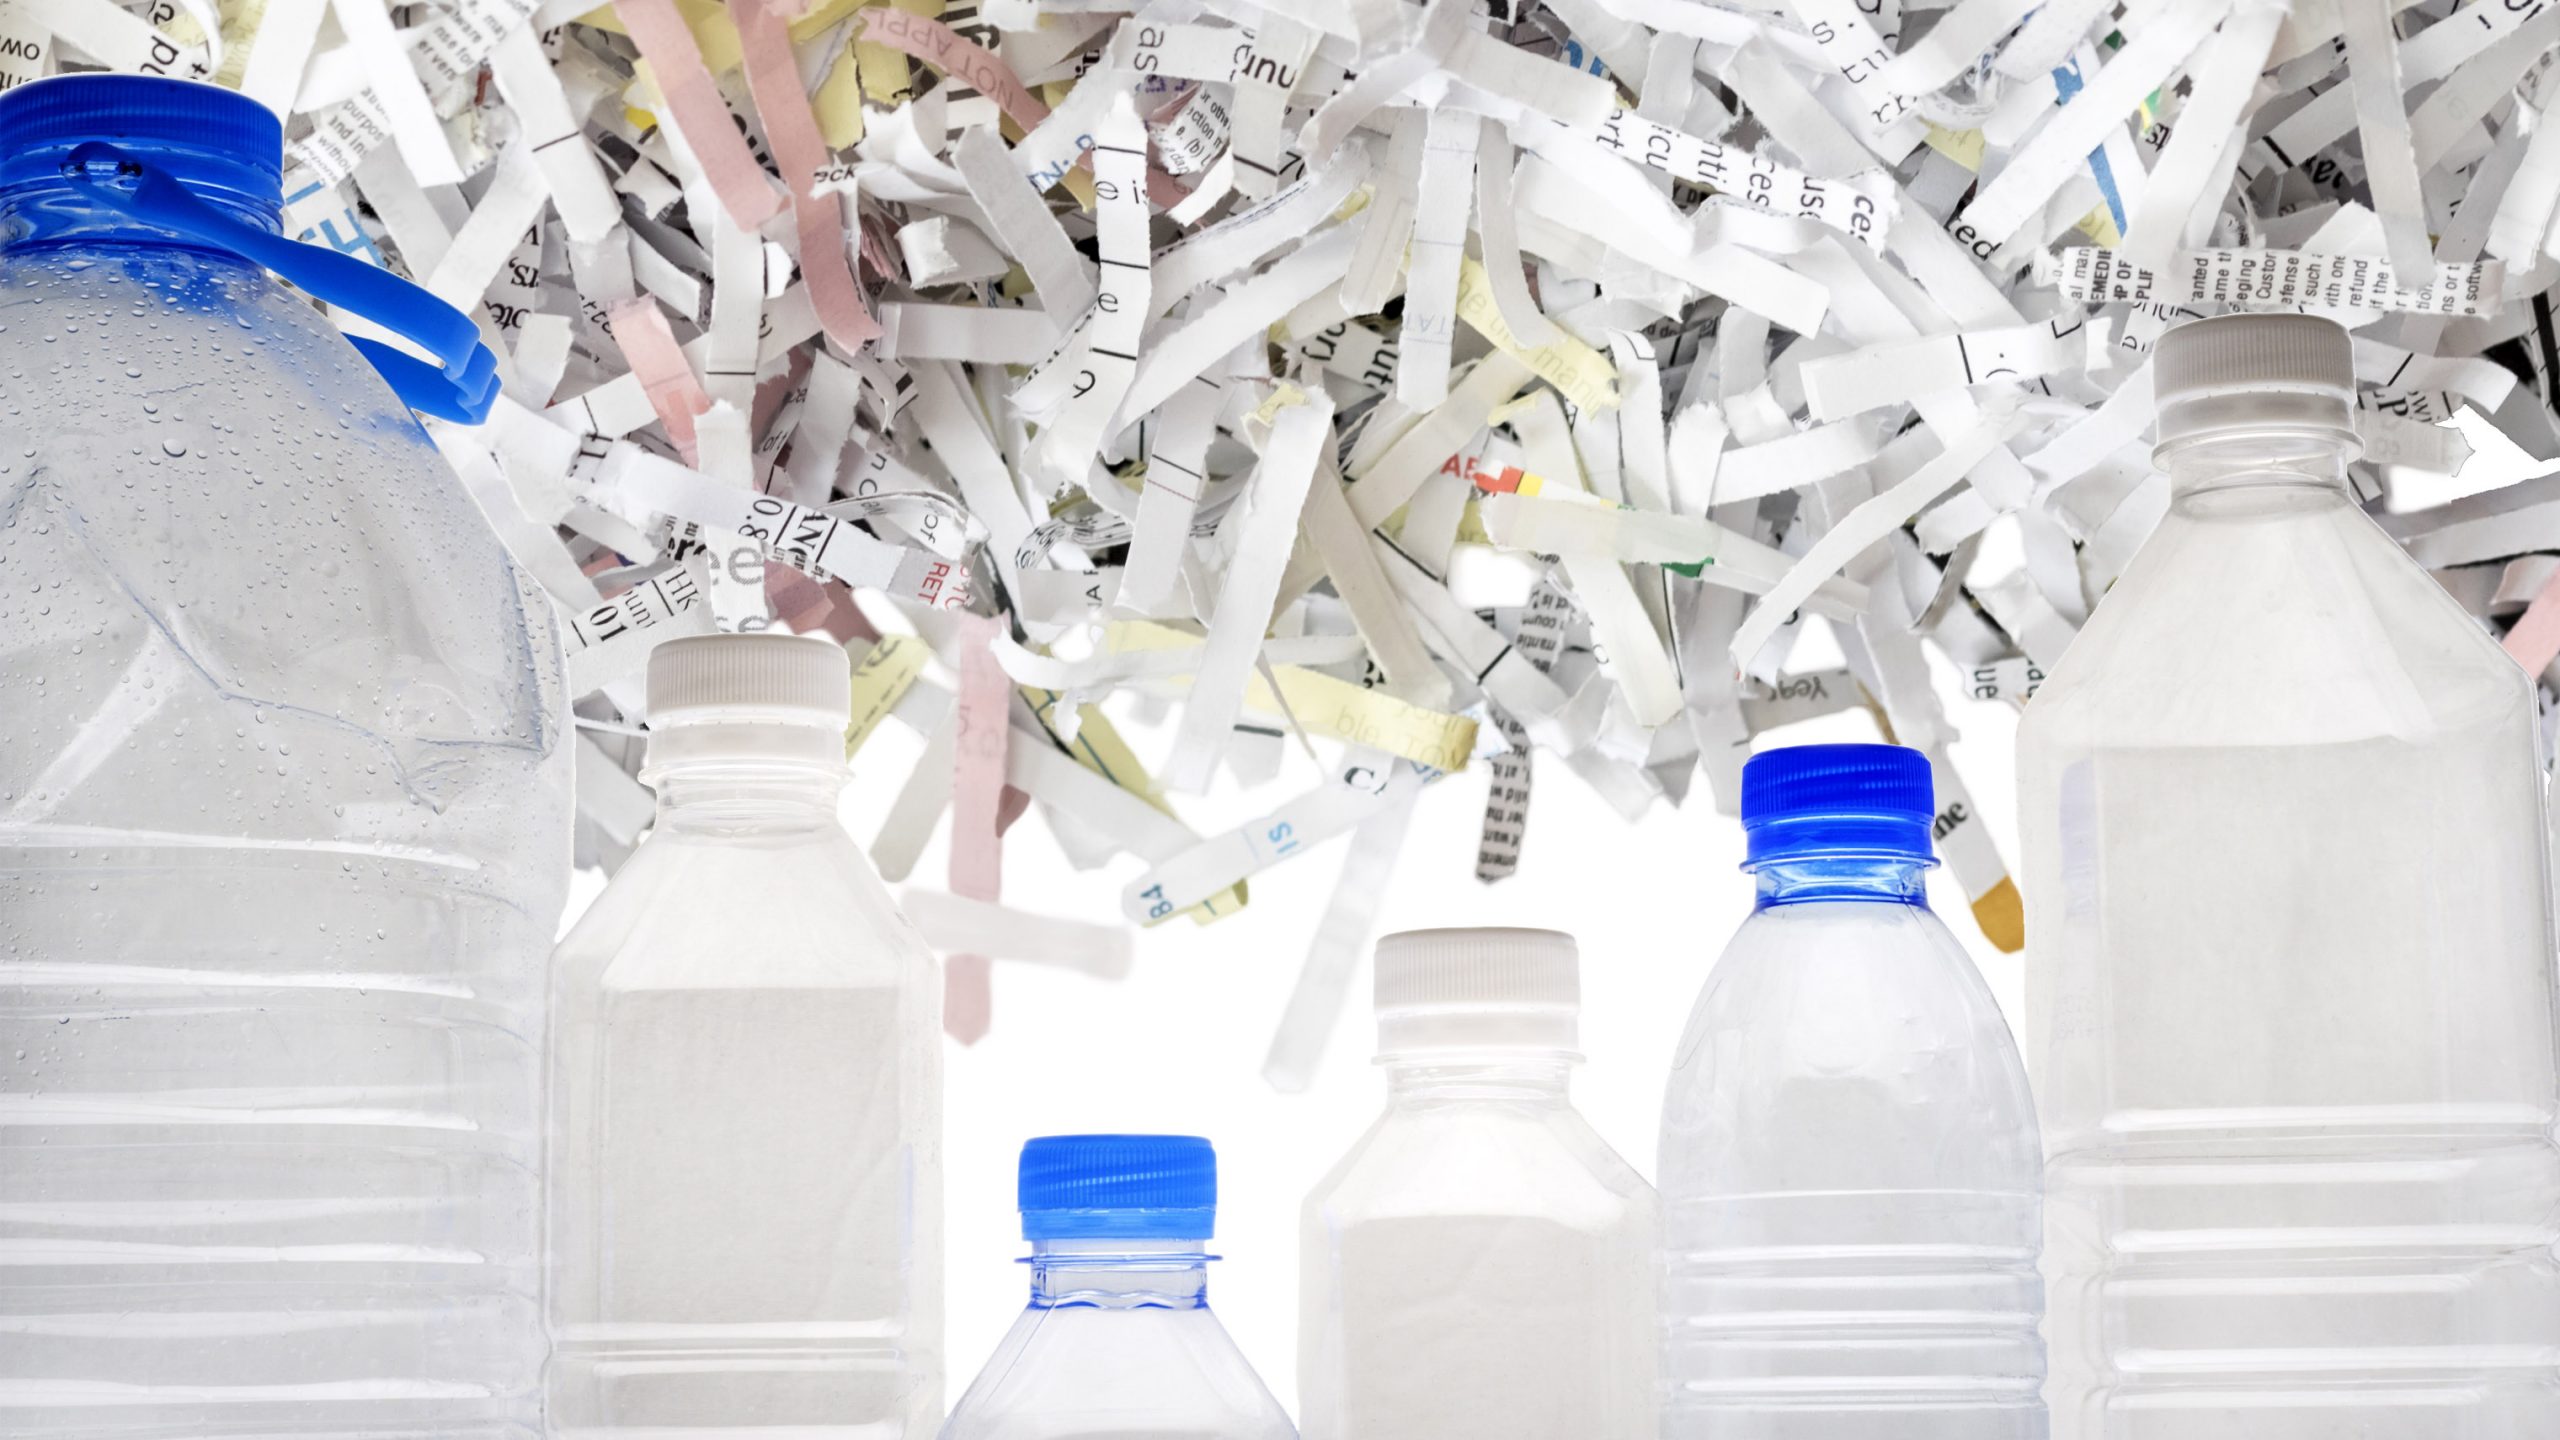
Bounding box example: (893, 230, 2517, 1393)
(556, 413, 2533, 1421)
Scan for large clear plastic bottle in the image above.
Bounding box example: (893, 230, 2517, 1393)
(942, 1134, 1295, 1440)
(547, 633, 943, 1436)
(1660, 744, 2047, 1439)
(1298, 927, 1655, 1440)
(2019, 313, 2560, 1438)
(0, 77, 569, 1438)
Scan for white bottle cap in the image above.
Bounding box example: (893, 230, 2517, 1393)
(642, 634, 852, 778)
(647, 633, 852, 729)
(2152, 312, 2360, 460)
(1373, 927, 1580, 1057)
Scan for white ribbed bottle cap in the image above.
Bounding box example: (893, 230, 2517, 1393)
(647, 633, 851, 728)
(1373, 927, 1579, 1057)
(2152, 313, 2359, 460)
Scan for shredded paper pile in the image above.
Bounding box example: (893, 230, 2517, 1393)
(20, 0, 2560, 1078)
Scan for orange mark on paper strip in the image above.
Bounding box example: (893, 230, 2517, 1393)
(1467, 465, 1557, 497)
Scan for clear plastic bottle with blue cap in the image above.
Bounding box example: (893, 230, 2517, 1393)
(2021, 313, 2560, 1438)
(0, 76, 557, 1437)
(942, 1134, 1295, 1440)
(1299, 927, 1655, 1440)
(1659, 743, 2046, 1440)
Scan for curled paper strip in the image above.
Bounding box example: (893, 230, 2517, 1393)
(52, 0, 2560, 1065)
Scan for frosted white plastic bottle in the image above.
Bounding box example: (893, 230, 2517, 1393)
(2019, 313, 2560, 1438)
(546, 633, 943, 1437)
(1660, 744, 2046, 1439)
(1298, 928, 1656, 1440)
(0, 76, 567, 1438)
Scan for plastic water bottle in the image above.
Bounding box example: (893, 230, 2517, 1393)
(0, 76, 559, 1437)
(2019, 313, 2560, 1438)
(942, 1134, 1294, 1440)
(1299, 927, 1655, 1440)
(547, 634, 943, 1436)
(1660, 744, 2046, 1439)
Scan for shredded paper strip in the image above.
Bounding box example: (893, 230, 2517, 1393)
(30, 0, 2560, 1079)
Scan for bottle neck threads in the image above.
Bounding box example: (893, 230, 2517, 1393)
(2162, 427, 2356, 496)
(1027, 1238, 1212, 1309)
(1752, 854, 1933, 908)
(1383, 1055, 1575, 1099)
(645, 724, 847, 830)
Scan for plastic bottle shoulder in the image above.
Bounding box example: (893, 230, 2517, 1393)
(943, 1301, 1296, 1440)
(1309, 1089, 1652, 1230)
(2024, 484, 2529, 752)
(556, 821, 939, 994)
(1663, 898, 2040, 1197)
(0, 231, 565, 865)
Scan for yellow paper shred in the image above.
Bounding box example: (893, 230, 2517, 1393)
(1454, 255, 1620, 412)
(1108, 621, 1479, 774)
(845, 634, 929, 755)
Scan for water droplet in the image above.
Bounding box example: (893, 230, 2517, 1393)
(160, 440, 186, 458)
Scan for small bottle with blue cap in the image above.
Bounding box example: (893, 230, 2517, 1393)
(941, 1135, 1296, 1439)
(1656, 743, 2048, 1440)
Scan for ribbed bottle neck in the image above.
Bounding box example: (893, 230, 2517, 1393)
(0, 184, 280, 251)
(1752, 855, 1932, 908)
(648, 748, 846, 833)
(1381, 1054, 1575, 1100)
(2162, 428, 2355, 496)
(1027, 1238, 1212, 1309)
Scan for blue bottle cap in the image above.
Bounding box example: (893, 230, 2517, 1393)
(1019, 1135, 1217, 1241)
(0, 74, 281, 218)
(1740, 743, 1936, 866)
(0, 75, 499, 422)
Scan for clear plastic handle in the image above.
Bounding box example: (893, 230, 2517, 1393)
(62, 140, 500, 423)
